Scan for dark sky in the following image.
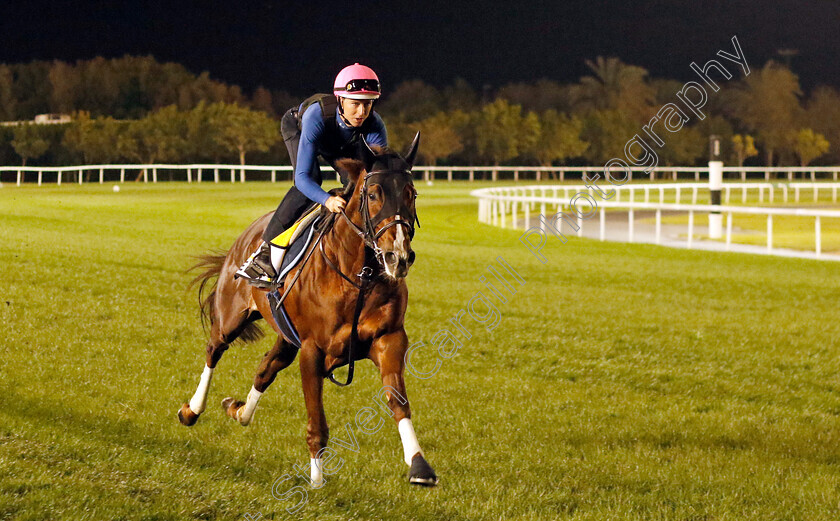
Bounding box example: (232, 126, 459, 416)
(1, 0, 838, 96)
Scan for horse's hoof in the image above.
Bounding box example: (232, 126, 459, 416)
(408, 453, 438, 486)
(177, 403, 199, 426)
(222, 397, 245, 420)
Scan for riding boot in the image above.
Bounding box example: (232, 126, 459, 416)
(235, 241, 278, 288)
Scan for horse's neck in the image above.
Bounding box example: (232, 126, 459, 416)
(326, 211, 367, 277)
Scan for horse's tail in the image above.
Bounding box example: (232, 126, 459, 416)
(187, 250, 265, 345)
(188, 250, 228, 336)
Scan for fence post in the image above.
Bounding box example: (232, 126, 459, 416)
(815, 216, 821, 258)
(38, 170, 42, 186)
(687, 211, 694, 248)
(187, 168, 192, 183)
(725, 212, 733, 251)
(766, 214, 773, 251)
(152, 168, 158, 183)
(120, 168, 125, 183)
(469, 169, 474, 182)
(599, 207, 605, 241)
(655, 209, 662, 244)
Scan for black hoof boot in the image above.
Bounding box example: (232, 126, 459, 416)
(409, 453, 438, 486)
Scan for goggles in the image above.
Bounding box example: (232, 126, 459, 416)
(340, 79, 381, 93)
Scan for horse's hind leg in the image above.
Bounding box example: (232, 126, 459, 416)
(178, 307, 259, 426)
(223, 335, 299, 426)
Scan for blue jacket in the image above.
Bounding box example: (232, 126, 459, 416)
(294, 103, 388, 205)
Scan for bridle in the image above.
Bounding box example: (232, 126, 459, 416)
(336, 168, 419, 268)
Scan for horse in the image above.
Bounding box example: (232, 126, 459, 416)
(177, 134, 438, 487)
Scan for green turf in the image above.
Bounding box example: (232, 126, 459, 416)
(2, 181, 840, 520)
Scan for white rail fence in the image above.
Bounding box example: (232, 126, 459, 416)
(475, 183, 840, 206)
(4, 164, 840, 186)
(472, 184, 840, 259)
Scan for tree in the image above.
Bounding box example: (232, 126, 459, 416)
(792, 128, 829, 167)
(730, 61, 802, 165)
(574, 56, 655, 123)
(378, 80, 443, 122)
(805, 86, 840, 164)
(731, 134, 758, 167)
(497, 79, 574, 113)
(63, 112, 125, 164)
(49, 60, 82, 114)
(11, 60, 52, 118)
(0, 65, 17, 121)
(12, 123, 50, 167)
(523, 110, 588, 167)
(213, 103, 279, 165)
(656, 125, 705, 166)
(185, 101, 228, 162)
(117, 105, 188, 179)
(472, 99, 533, 165)
(442, 78, 480, 113)
(580, 109, 638, 164)
(413, 112, 464, 165)
(250, 86, 275, 116)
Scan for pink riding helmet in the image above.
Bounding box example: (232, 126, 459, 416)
(333, 63, 381, 100)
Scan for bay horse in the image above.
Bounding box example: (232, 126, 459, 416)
(177, 134, 438, 487)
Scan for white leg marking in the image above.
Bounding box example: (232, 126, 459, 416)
(237, 386, 263, 425)
(310, 457, 324, 487)
(188, 365, 214, 414)
(398, 418, 423, 466)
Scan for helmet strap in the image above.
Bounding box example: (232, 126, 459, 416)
(336, 95, 376, 127)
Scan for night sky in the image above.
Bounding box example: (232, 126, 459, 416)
(1, 1, 838, 96)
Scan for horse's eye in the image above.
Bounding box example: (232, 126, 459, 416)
(368, 193, 376, 200)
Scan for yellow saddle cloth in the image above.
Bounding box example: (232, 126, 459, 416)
(268, 207, 321, 248)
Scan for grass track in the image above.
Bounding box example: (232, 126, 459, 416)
(1, 182, 840, 520)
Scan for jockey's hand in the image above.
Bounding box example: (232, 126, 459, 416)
(324, 196, 346, 213)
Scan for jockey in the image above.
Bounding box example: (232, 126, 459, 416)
(235, 63, 387, 287)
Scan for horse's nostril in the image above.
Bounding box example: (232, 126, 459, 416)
(384, 251, 398, 266)
(407, 250, 416, 266)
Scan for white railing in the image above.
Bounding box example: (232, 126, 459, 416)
(4, 164, 840, 186)
(471, 184, 840, 260)
(0, 164, 296, 186)
(473, 182, 840, 207)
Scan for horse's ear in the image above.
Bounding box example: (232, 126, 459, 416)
(404, 131, 420, 169)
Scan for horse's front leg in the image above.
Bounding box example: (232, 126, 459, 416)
(370, 330, 438, 486)
(299, 341, 329, 488)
